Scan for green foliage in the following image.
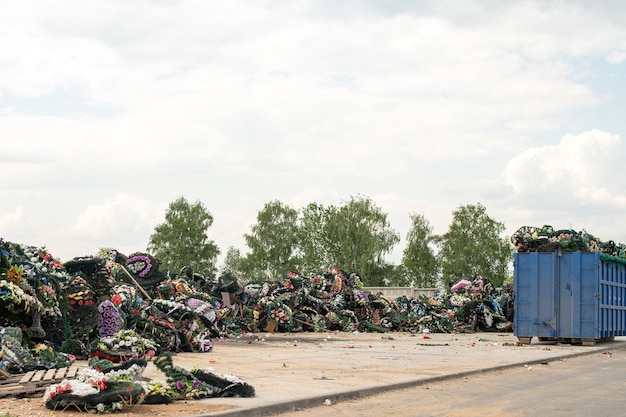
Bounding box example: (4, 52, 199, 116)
(365, 261, 398, 287)
(241, 200, 300, 281)
(220, 246, 246, 280)
(297, 202, 334, 273)
(147, 196, 220, 277)
(399, 213, 440, 287)
(321, 195, 400, 285)
(147, 196, 515, 290)
(438, 203, 512, 287)
(240, 196, 399, 286)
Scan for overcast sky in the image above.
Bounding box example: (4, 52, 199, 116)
(2, 0, 626, 268)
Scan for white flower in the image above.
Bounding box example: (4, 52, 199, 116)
(106, 364, 145, 382)
(68, 379, 98, 396)
(75, 369, 106, 388)
(222, 374, 244, 384)
(206, 310, 217, 322)
(96, 403, 105, 412)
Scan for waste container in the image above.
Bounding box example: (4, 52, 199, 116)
(514, 251, 626, 345)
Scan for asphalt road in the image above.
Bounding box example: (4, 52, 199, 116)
(270, 346, 626, 417)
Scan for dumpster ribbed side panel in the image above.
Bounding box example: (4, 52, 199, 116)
(515, 252, 626, 342)
(562, 252, 599, 339)
(514, 252, 558, 339)
(598, 259, 626, 338)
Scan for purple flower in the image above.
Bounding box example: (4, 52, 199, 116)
(97, 300, 121, 337)
(127, 254, 154, 277)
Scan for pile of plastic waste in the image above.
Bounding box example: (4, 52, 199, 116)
(1, 237, 513, 376)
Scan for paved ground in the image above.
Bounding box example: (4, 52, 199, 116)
(2, 331, 624, 417)
(161, 331, 626, 416)
(271, 345, 626, 417)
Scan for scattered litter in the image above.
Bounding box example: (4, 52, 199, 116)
(323, 399, 332, 406)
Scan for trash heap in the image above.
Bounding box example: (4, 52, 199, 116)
(511, 225, 626, 257)
(0, 237, 515, 373)
(0, 225, 620, 412)
(42, 355, 255, 413)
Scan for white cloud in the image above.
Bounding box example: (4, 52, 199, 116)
(2, 1, 626, 265)
(504, 129, 623, 204)
(0, 207, 26, 236)
(500, 129, 626, 244)
(47, 193, 166, 259)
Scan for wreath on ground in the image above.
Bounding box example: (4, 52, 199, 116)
(154, 352, 255, 399)
(44, 359, 148, 413)
(44, 355, 255, 413)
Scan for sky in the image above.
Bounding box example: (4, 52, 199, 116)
(2, 0, 626, 269)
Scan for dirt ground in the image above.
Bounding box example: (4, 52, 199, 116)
(0, 396, 236, 416)
(0, 331, 619, 417)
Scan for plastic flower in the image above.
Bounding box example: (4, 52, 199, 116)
(98, 300, 122, 337)
(110, 294, 123, 306)
(90, 377, 107, 391)
(451, 280, 472, 293)
(6, 265, 25, 285)
(353, 289, 369, 306)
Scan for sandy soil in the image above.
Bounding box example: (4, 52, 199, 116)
(0, 396, 236, 417)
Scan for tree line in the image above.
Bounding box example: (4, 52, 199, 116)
(146, 195, 513, 288)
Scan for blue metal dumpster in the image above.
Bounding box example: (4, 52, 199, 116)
(514, 251, 626, 345)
